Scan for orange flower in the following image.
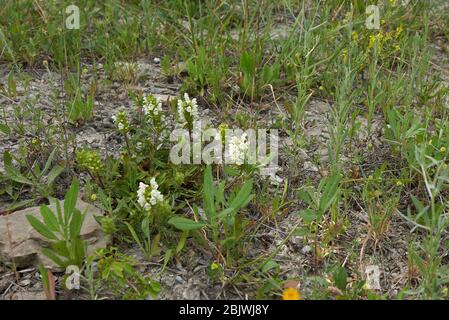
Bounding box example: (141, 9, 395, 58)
(282, 287, 301, 300)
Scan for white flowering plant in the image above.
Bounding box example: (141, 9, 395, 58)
(176, 93, 198, 130)
(142, 95, 170, 135)
(137, 178, 164, 211)
(112, 110, 130, 134)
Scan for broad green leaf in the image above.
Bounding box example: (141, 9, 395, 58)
(50, 240, 70, 258)
(168, 217, 206, 231)
(40, 205, 59, 232)
(64, 179, 79, 223)
(5, 165, 33, 185)
(240, 52, 255, 77)
(141, 217, 150, 239)
(55, 200, 64, 231)
(151, 233, 160, 256)
(261, 260, 279, 273)
(319, 173, 340, 213)
(73, 238, 86, 267)
(126, 222, 142, 248)
(69, 209, 84, 240)
(26, 215, 58, 240)
(42, 248, 68, 268)
(228, 179, 253, 212)
(298, 209, 317, 224)
(333, 266, 348, 292)
(46, 165, 64, 185)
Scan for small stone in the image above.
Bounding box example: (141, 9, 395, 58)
(175, 275, 184, 284)
(301, 245, 312, 254)
(153, 57, 161, 64)
(19, 279, 31, 286)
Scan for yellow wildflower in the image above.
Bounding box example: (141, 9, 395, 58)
(342, 49, 348, 63)
(395, 25, 404, 39)
(282, 287, 301, 300)
(369, 35, 377, 49)
(211, 262, 220, 270)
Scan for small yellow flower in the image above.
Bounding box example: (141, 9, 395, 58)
(211, 262, 220, 270)
(395, 25, 404, 39)
(396, 180, 403, 186)
(90, 194, 97, 201)
(282, 287, 301, 300)
(342, 49, 348, 63)
(351, 31, 359, 43)
(440, 147, 446, 153)
(369, 35, 377, 49)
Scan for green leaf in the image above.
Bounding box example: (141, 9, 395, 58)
(46, 165, 64, 186)
(203, 165, 216, 219)
(240, 52, 255, 77)
(176, 231, 189, 254)
(50, 240, 70, 258)
(298, 209, 317, 224)
(64, 178, 79, 223)
(40, 205, 59, 233)
(261, 260, 279, 273)
(69, 209, 84, 240)
(141, 217, 150, 239)
(228, 179, 253, 212)
(38, 264, 49, 291)
(26, 215, 58, 240)
(42, 248, 68, 268)
(73, 238, 86, 267)
(319, 172, 340, 213)
(42, 148, 56, 175)
(5, 164, 33, 185)
(168, 217, 206, 231)
(161, 249, 173, 272)
(126, 222, 143, 249)
(3, 151, 12, 167)
(333, 266, 348, 292)
(0, 123, 10, 135)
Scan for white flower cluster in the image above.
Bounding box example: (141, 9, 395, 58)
(228, 133, 248, 165)
(142, 95, 171, 139)
(112, 110, 129, 133)
(177, 93, 198, 127)
(143, 95, 163, 117)
(137, 178, 164, 211)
